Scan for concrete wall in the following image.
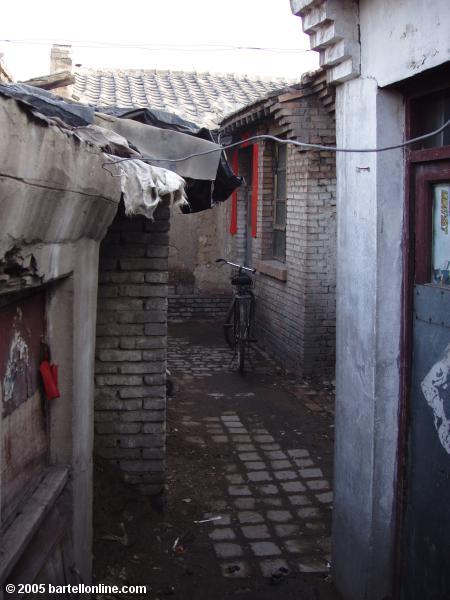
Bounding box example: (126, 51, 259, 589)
(332, 1, 450, 597)
(359, 0, 449, 87)
(0, 92, 183, 584)
(291, 1, 450, 599)
(0, 96, 120, 584)
(95, 203, 170, 495)
(333, 81, 404, 600)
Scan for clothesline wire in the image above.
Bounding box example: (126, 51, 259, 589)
(102, 119, 450, 172)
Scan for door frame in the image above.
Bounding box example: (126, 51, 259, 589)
(395, 74, 450, 594)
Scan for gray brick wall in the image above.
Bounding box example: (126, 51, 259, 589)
(168, 294, 230, 321)
(253, 142, 336, 376)
(95, 202, 169, 495)
(225, 91, 336, 377)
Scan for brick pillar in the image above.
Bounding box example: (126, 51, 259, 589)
(50, 44, 72, 73)
(95, 201, 169, 495)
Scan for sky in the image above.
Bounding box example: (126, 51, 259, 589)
(0, 0, 318, 81)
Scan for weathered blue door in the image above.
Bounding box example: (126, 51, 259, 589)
(402, 160, 450, 600)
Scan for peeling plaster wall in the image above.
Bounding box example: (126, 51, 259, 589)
(168, 201, 232, 321)
(0, 98, 119, 278)
(332, 81, 404, 600)
(291, 2, 450, 600)
(0, 96, 121, 584)
(0, 293, 47, 526)
(359, 0, 449, 86)
(168, 204, 231, 295)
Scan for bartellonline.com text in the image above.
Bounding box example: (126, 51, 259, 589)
(4, 583, 148, 595)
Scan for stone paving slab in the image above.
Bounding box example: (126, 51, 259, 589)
(181, 414, 331, 577)
(168, 330, 333, 580)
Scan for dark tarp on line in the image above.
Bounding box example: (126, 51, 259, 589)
(0, 83, 242, 214)
(99, 106, 242, 214)
(0, 83, 94, 127)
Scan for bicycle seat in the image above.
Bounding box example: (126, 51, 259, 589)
(232, 274, 253, 286)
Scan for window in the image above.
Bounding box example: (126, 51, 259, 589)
(410, 93, 450, 150)
(273, 144, 287, 261)
(432, 183, 450, 285)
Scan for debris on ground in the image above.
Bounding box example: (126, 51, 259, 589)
(101, 523, 129, 547)
(270, 566, 290, 586)
(194, 516, 222, 524)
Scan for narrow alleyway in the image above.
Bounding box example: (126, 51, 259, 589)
(94, 321, 338, 600)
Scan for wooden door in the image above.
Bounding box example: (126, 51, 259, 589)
(401, 159, 450, 600)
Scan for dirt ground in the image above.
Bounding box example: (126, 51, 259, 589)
(93, 321, 339, 600)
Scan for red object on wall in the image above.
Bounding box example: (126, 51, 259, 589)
(241, 132, 250, 148)
(39, 360, 60, 400)
(251, 143, 259, 238)
(230, 150, 239, 235)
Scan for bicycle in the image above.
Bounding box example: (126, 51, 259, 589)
(216, 258, 256, 372)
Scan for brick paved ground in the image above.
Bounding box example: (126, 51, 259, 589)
(166, 320, 335, 589)
(94, 319, 337, 600)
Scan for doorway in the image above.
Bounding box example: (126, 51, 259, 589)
(400, 83, 450, 600)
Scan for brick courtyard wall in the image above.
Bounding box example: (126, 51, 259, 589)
(168, 292, 230, 321)
(95, 202, 169, 495)
(253, 143, 336, 376)
(223, 82, 336, 377)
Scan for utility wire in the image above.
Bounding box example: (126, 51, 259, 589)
(0, 39, 311, 54)
(103, 119, 450, 171)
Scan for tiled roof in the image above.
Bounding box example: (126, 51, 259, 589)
(221, 69, 335, 130)
(220, 69, 335, 147)
(72, 69, 292, 128)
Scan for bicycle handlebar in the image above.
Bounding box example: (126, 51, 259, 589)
(216, 258, 256, 274)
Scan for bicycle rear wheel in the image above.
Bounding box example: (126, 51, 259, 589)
(224, 299, 236, 348)
(236, 301, 248, 373)
(237, 338, 245, 372)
